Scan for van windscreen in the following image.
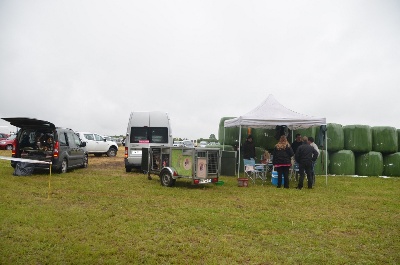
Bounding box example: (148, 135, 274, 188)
(130, 127, 168, 144)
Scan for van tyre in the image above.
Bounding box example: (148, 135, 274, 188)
(59, 158, 68, 174)
(81, 155, 88, 168)
(160, 170, 176, 187)
(107, 147, 117, 157)
(125, 167, 132, 172)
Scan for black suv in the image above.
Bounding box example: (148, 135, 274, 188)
(1, 118, 88, 173)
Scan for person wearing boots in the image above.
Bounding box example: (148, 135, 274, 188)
(295, 136, 319, 190)
(272, 135, 294, 188)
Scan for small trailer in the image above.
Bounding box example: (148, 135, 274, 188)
(142, 146, 220, 187)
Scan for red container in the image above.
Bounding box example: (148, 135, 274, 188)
(238, 178, 249, 187)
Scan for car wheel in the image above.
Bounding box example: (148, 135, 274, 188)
(81, 154, 88, 168)
(125, 166, 132, 172)
(107, 147, 117, 157)
(59, 158, 68, 174)
(6, 145, 12, 150)
(160, 170, 176, 187)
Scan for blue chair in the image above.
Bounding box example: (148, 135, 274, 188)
(254, 163, 268, 185)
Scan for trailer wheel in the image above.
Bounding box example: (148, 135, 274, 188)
(160, 170, 176, 187)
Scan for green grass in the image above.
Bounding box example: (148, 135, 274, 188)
(0, 149, 399, 264)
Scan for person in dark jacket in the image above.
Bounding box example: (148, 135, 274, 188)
(272, 135, 294, 188)
(295, 136, 319, 189)
(291, 133, 303, 181)
(291, 133, 303, 154)
(243, 135, 256, 160)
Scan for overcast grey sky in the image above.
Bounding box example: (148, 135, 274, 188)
(1, 0, 399, 140)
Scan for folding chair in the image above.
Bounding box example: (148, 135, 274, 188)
(243, 159, 256, 184)
(254, 163, 267, 185)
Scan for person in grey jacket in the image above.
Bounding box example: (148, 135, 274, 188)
(295, 136, 319, 189)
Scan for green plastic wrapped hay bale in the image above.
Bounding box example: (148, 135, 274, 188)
(355, 151, 383, 176)
(252, 128, 278, 150)
(383, 152, 400, 176)
(218, 117, 247, 146)
(343, 125, 372, 153)
(327, 123, 344, 152)
(371, 126, 398, 154)
(294, 126, 317, 141)
(397, 129, 400, 152)
(329, 150, 355, 175)
(314, 149, 329, 175)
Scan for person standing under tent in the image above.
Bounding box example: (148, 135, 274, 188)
(243, 135, 256, 161)
(295, 136, 319, 190)
(272, 135, 294, 189)
(308, 136, 320, 186)
(291, 133, 303, 181)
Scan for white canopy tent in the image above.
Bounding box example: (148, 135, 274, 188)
(224, 94, 328, 184)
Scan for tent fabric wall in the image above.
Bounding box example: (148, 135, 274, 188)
(223, 94, 327, 183)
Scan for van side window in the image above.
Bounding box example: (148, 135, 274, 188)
(72, 133, 81, 146)
(66, 132, 78, 147)
(59, 132, 67, 146)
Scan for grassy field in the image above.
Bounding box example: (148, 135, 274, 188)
(0, 147, 399, 264)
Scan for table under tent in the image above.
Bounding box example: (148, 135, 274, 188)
(223, 94, 328, 184)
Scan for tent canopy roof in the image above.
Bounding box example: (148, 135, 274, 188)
(224, 94, 326, 130)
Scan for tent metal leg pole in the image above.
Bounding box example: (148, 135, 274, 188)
(325, 130, 328, 186)
(223, 128, 225, 151)
(237, 125, 242, 178)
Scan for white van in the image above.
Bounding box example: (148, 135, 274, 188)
(124, 111, 172, 172)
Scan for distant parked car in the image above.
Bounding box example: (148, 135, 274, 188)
(0, 135, 16, 150)
(76, 132, 118, 157)
(1, 117, 88, 173)
(173, 141, 184, 147)
(104, 136, 123, 146)
(182, 140, 194, 148)
(0, 133, 9, 141)
(199, 141, 207, 147)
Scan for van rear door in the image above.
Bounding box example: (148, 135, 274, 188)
(2, 118, 55, 130)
